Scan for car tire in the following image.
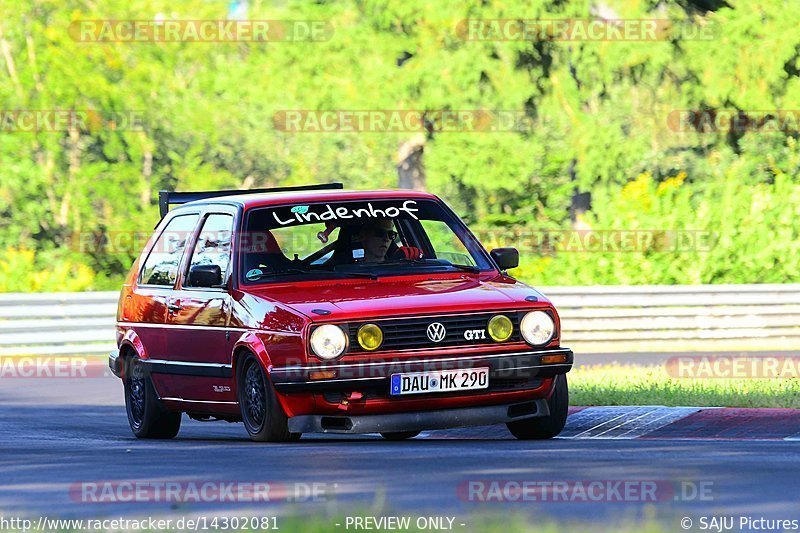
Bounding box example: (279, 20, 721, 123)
(380, 431, 420, 441)
(237, 353, 299, 442)
(124, 357, 181, 439)
(507, 374, 569, 440)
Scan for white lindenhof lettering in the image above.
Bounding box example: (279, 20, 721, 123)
(272, 200, 419, 226)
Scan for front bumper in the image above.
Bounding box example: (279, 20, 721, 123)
(287, 397, 550, 434)
(270, 347, 573, 393)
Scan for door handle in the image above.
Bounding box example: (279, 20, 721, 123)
(167, 300, 181, 313)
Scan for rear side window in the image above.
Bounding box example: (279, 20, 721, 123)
(139, 214, 200, 286)
(187, 213, 234, 283)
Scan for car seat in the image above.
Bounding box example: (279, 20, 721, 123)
(243, 230, 292, 274)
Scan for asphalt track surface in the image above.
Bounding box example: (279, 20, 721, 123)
(1, 374, 799, 529)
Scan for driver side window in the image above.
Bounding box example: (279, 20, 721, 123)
(187, 213, 234, 284)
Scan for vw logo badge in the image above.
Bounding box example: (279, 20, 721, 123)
(426, 322, 447, 342)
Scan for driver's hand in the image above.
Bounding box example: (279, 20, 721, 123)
(394, 246, 424, 260)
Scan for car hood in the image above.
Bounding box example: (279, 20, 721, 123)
(246, 274, 550, 321)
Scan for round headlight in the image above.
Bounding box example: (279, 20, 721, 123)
(520, 311, 555, 346)
(487, 315, 513, 342)
(310, 324, 347, 360)
(357, 323, 383, 351)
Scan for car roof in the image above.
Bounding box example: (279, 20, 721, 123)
(174, 188, 441, 212)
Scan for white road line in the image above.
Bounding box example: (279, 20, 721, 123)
(561, 406, 702, 439)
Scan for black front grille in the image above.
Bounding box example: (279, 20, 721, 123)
(347, 312, 522, 353)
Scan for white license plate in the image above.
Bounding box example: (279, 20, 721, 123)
(390, 367, 489, 396)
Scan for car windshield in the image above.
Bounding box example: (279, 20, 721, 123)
(240, 198, 494, 283)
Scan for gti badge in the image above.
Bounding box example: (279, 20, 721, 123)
(464, 329, 486, 340)
(427, 322, 447, 342)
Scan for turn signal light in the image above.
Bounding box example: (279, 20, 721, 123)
(541, 354, 567, 364)
(310, 370, 337, 380)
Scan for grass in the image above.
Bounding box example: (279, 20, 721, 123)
(570, 363, 800, 408)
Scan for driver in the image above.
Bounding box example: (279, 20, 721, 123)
(357, 219, 423, 263)
(358, 218, 396, 263)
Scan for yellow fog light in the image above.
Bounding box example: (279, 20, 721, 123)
(357, 323, 383, 351)
(487, 315, 513, 342)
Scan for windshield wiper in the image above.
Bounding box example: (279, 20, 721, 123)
(335, 271, 378, 280)
(381, 259, 480, 274)
(247, 269, 377, 281)
(448, 263, 481, 274)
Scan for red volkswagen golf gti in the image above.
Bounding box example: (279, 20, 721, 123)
(109, 184, 573, 441)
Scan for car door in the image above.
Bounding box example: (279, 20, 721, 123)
(162, 207, 237, 402)
(130, 212, 201, 367)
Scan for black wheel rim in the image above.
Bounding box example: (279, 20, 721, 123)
(244, 361, 266, 430)
(128, 362, 146, 428)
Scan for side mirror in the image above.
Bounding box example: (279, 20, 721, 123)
(188, 264, 223, 288)
(490, 247, 519, 270)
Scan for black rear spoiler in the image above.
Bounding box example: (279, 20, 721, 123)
(158, 183, 344, 218)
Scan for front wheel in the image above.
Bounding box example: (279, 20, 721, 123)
(124, 357, 181, 439)
(237, 353, 298, 442)
(507, 374, 569, 440)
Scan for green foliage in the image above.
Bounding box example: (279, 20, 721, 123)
(0, 0, 798, 291)
(516, 137, 800, 285)
(0, 248, 98, 291)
